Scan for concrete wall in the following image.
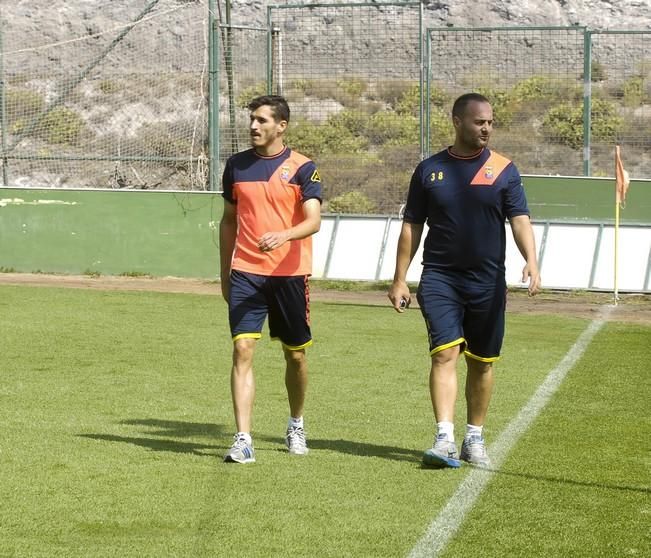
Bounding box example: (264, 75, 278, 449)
(315, 217, 651, 292)
(1, 180, 650, 291)
(0, 188, 221, 278)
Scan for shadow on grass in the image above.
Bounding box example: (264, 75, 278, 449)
(493, 468, 651, 496)
(78, 418, 422, 463)
(77, 419, 229, 456)
(79, 419, 651, 491)
(76, 433, 219, 456)
(255, 432, 422, 463)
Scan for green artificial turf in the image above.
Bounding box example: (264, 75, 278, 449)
(1, 285, 647, 557)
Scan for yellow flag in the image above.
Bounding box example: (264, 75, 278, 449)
(615, 145, 630, 206)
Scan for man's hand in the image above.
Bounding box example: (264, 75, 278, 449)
(388, 280, 411, 313)
(521, 263, 541, 297)
(258, 230, 290, 252)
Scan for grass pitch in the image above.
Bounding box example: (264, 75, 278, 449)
(1, 285, 649, 557)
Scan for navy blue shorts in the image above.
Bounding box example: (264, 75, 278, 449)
(416, 270, 506, 362)
(228, 270, 312, 350)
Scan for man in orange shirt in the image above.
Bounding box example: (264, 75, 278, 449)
(220, 95, 322, 463)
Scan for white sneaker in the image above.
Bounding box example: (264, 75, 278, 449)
(224, 434, 255, 463)
(285, 426, 309, 455)
(423, 434, 461, 468)
(460, 435, 491, 468)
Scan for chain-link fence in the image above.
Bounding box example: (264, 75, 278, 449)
(426, 26, 587, 175)
(424, 27, 651, 181)
(266, 2, 423, 214)
(1, 0, 650, 214)
(589, 31, 651, 179)
(215, 23, 268, 167)
(0, 0, 209, 190)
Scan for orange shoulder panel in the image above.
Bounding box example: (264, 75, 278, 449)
(470, 151, 511, 186)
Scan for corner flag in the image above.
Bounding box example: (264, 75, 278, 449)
(613, 145, 630, 304)
(615, 145, 630, 206)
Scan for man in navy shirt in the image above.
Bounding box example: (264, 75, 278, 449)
(388, 93, 541, 468)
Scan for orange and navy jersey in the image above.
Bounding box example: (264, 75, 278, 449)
(403, 147, 529, 283)
(222, 147, 322, 276)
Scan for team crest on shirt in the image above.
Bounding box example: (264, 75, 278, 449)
(280, 166, 291, 181)
(484, 166, 494, 179)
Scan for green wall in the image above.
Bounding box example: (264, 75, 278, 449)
(523, 175, 651, 224)
(0, 188, 224, 278)
(1, 178, 649, 279)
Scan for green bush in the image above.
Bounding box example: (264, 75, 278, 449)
(327, 190, 376, 214)
(127, 122, 195, 165)
(291, 78, 313, 94)
(6, 88, 44, 126)
(328, 109, 368, 136)
(337, 78, 367, 97)
(373, 80, 415, 106)
(510, 76, 559, 103)
(395, 84, 420, 116)
(366, 110, 419, 146)
(622, 76, 645, 107)
(542, 98, 623, 149)
(98, 80, 120, 94)
(236, 82, 267, 109)
(317, 150, 416, 215)
(40, 107, 85, 145)
(429, 106, 454, 150)
(590, 60, 607, 82)
(285, 116, 367, 158)
(475, 87, 513, 127)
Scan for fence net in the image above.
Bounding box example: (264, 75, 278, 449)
(1, 0, 209, 190)
(590, 31, 651, 179)
(2, 0, 651, 212)
(427, 27, 586, 176)
(262, 2, 422, 215)
(216, 24, 268, 165)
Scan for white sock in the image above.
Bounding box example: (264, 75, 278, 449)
(437, 421, 454, 442)
(466, 424, 483, 439)
(236, 431, 252, 445)
(288, 416, 304, 429)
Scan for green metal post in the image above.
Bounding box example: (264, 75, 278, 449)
(424, 29, 431, 159)
(224, 0, 237, 154)
(583, 29, 592, 176)
(267, 7, 273, 94)
(208, 0, 219, 191)
(418, 0, 425, 160)
(0, 18, 8, 186)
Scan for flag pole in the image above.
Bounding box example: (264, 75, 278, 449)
(613, 144, 630, 306)
(614, 193, 620, 305)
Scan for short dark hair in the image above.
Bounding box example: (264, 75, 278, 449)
(452, 93, 490, 119)
(248, 95, 290, 123)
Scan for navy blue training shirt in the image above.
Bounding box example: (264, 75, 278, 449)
(403, 147, 530, 283)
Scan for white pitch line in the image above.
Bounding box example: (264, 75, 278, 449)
(408, 305, 614, 558)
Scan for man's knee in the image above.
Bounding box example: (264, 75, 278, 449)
(431, 345, 461, 366)
(467, 358, 493, 376)
(283, 347, 306, 365)
(233, 338, 256, 363)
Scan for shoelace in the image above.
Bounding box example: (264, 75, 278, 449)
(287, 427, 306, 444)
(232, 435, 250, 449)
(465, 437, 487, 455)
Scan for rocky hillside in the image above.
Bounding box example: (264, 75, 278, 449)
(2, 0, 650, 191)
(3, 0, 650, 67)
